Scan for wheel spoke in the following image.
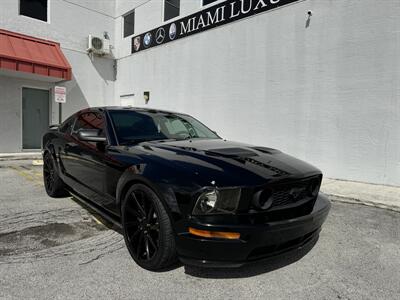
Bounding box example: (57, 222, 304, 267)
(144, 236, 150, 259)
(129, 228, 141, 241)
(125, 220, 139, 228)
(131, 192, 146, 217)
(126, 206, 142, 220)
(136, 231, 144, 256)
(147, 206, 154, 221)
(147, 234, 157, 250)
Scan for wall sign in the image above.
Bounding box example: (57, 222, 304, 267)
(132, 0, 300, 54)
(54, 86, 66, 103)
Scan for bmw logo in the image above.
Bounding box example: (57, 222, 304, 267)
(169, 23, 177, 40)
(143, 32, 152, 48)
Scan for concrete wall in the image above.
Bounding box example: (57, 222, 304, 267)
(0, 0, 117, 151)
(115, 0, 400, 186)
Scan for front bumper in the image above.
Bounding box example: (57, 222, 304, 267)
(176, 193, 331, 267)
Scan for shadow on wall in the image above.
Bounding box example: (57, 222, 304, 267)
(92, 56, 116, 83)
(61, 74, 90, 120)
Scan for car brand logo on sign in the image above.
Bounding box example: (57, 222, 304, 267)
(143, 33, 152, 48)
(155, 27, 165, 44)
(133, 36, 141, 52)
(132, 0, 301, 54)
(54, 86, 66, 103)
(169, 23, 177, 40)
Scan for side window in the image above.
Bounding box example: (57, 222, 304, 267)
(74, 112, 105, 136)
(123, 10, 135, 38)
(59, 117, 75, 134)
(20, 0, 48, 22)
(164, 0, 180, 21)
(203, 0, 218, 6)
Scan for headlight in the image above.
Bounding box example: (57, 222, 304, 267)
(192, 188, 241, 215)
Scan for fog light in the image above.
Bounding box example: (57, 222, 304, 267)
(189, 227, 240, 240)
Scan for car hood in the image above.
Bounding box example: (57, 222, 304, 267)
(121, 139, 321, 187)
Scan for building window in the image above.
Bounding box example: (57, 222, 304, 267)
(124, 10, 135, 38)
(203, 0, 218, 6)
(20, 0, 48, 22)
(164, 0, 180, 21)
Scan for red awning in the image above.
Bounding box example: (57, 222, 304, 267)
(0, 29, 71, 81)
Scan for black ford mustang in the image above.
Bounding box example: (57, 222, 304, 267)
(42, 107, 330, 270)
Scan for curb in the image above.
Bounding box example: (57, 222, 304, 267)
(0, 156, 42, 161)
(0, 153, 42, 161)
(326, 194, 400, 213)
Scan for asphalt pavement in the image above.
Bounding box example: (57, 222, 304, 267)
(0, 160, 399, 300)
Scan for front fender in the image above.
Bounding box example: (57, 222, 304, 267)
(42, 138, 60, 173)
(115, 168, 183, 221)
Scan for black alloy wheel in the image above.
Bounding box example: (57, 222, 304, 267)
(43, 152, 68, 198)
(122, 184, 177, 270)
(43, 153, 55, 191)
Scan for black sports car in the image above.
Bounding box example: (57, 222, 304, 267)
(42, 107, 330, 270)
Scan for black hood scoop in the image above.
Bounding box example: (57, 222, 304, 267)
(205, 147, 258, 158)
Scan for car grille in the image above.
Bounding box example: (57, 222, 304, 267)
(251, 176, 321, 212)
(270, 185, 310, 208)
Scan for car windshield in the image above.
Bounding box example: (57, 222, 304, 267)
(109, 110, 220, 145)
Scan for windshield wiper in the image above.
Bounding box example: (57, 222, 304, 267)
(176, 135, 196, 141)
(120, 138, 178, 145)
(120, 138, 153, 145)
(152, 138, 179, 143)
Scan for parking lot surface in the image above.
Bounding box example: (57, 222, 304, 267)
(1, 160, 399, 300)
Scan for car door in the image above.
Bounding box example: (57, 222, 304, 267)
(63, 110, 108, 204)
(56, 115, 77, 186)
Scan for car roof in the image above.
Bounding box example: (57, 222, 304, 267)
(79, 106, 189, 116)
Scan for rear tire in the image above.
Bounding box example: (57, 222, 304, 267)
(121, 183, 177, 271)
(43, 152, 69, 198)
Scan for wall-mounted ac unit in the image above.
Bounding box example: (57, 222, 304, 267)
(87, 35, 110, 56)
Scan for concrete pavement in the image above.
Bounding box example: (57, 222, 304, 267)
(0, 160, 400, 299)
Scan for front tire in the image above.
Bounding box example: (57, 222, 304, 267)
(121, 183, 177, 271)
(43, 152, 69, 198)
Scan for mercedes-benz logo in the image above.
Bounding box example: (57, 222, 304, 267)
(169, 23, 177, 40)
(155, 27, 165, 44)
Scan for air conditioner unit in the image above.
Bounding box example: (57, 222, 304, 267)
(87, 35, 110, 56)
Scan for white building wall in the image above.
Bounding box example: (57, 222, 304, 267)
(114, 0, 220, 58)
(115, 0, 400, 186)
(0, 77, 53, 153)
(0, 0, 117, 151)
(0, 0, 398, 186)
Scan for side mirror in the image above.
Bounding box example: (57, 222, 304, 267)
(77, 129, 107, 143)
